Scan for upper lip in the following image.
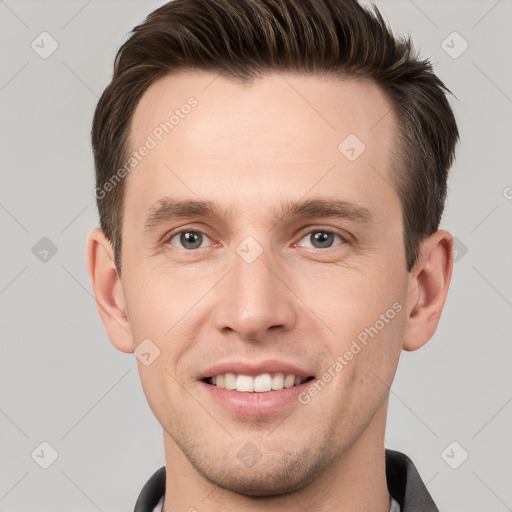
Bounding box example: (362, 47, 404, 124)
(198, 360, 315, 380)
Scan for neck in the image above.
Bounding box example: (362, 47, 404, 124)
(162, 400, 390, 512)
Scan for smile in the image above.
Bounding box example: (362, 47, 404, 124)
(203, 372, 315, 392)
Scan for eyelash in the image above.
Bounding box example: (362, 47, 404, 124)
(163, 227, 348, 251)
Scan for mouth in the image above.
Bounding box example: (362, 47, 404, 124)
(202, 372, 315, 393)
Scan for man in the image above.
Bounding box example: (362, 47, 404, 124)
(86, 0, 458, 510)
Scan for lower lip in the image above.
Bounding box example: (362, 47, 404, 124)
(199, 379, 316, 415)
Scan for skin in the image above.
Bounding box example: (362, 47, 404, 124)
(86, 70, 453, 512)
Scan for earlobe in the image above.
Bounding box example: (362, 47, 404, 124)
(85, 228, 134, 353)
(402, 230, 453, 351)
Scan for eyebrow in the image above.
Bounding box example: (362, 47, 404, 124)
(143, 196, 374, 231)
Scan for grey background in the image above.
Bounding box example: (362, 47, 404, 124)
(1, 0, 511, 510)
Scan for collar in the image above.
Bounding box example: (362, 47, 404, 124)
(134, 448, 439, 512)
(385, 449, 439, 511)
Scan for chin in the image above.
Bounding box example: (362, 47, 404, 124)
(189, 447, 330, 497)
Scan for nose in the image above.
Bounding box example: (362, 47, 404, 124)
(212, 240, 298, 342)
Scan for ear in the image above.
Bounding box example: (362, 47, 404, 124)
(85, 228, 134, 353)
(402, 229, 453, 351)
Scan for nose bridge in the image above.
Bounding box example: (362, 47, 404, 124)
(214, 235, 297, 339)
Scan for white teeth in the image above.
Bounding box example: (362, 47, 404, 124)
(284, 374, 295, 388)
(224, 372, 236, 390)
(271, 373, 284, 390)
(235, 375, 254, 392)
(208, 372, 310, 392)
(254, 373, 272, 392)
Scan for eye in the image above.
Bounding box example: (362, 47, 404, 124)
(166, 229, 212, 250)
(295, 229, 346, 249)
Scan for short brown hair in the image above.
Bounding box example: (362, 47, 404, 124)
(91, 0, 459, 273)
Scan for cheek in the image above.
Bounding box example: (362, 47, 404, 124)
(319, 297, 405, 424)
(296, 265, 407, 405)
(295, 263, 406, 338)
(122, 262, 197, 341)
(121, 268, 199, 421)
(337, 294, 406, 414)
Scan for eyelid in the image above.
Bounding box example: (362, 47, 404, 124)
(293, 227, 349, 248)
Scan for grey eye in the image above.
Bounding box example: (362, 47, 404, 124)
(170, 230, 210, 250)
(298, 231, 343, 249)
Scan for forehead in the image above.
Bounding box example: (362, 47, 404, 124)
(125, 69, 399, 226)
(130, 69, 396, 153)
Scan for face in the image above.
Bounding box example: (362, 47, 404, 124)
(117, 70, 411, 494)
